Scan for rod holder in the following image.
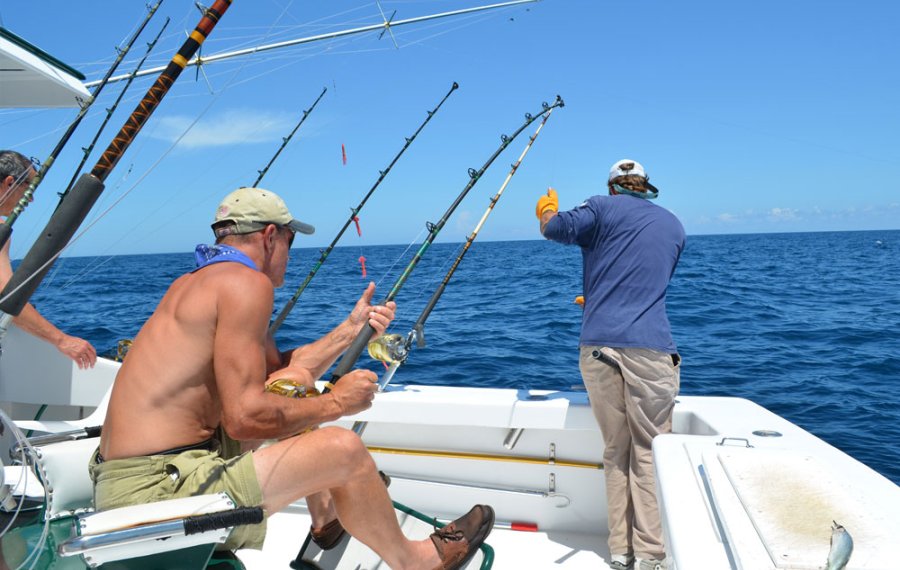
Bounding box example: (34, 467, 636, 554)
(503, 428, 524, 450)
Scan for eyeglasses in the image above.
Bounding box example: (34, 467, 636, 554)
(279, 225, 295, 247)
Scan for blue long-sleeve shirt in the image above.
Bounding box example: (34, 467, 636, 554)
(543, 194, 685, 353)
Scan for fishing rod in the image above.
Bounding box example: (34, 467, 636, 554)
(252, 86, 327, 188)
(269, 81, 460, 335)
(60, 18, 171, 200)
(0, 0, 233, 333)
(364, 102, 559, 406)
(0, 0, 164, 250)
(325, 95, 565, 389)
(90, 0, 540, 87)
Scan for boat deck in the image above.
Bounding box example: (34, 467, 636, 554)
(238, 504, 614, 570)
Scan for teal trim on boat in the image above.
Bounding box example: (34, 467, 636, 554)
(0, 26, 85, 80)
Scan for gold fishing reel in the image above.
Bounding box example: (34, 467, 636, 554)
(367, 333, 408, 364)
(265, 378, 321, 398)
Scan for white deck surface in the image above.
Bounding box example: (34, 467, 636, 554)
(238, 504, 614, 570)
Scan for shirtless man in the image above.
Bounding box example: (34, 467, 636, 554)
(92, 187, 493, 570)
(0, 150, 96, 369)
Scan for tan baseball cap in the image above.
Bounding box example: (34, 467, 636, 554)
(212, 187, 314, 238)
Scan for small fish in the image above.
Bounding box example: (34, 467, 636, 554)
(825, 521, 853, 570)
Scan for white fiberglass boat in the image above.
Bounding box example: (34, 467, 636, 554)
(1, 6, 898, 570)
(2, 323, 899, 570)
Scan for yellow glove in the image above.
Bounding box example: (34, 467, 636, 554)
(574, 295, 584, 306)
(536, 187, 559, 219)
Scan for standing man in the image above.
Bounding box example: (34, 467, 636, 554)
(93, 187, 494, 570)
(0, 149, 96, 369)
(537, 160, 684, 570)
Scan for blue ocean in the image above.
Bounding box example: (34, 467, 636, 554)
(28, 230, 900, 484)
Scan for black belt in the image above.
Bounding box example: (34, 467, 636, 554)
(96, 438, 216, 464)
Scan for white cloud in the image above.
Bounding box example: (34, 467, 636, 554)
(717, 213, 737, 223)
(767, 207, 800, 222)
(149, 109, 297, 149)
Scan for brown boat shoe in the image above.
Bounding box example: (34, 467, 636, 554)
(310, 517, 346, 551)
(310, 470, 392, 551)
(429, 505, 495, 570)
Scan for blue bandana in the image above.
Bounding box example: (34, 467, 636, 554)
(192, 244, 258, 273)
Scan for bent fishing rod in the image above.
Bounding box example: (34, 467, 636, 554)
(269, 81, 459, 335)
(60, 18, 171, 201)
(252, 86, 327, 188)
(365, 101, 560, 405)
(0, 0, 164, 251)
(325, 95, 565, 390)
(0, 0, 233, 336)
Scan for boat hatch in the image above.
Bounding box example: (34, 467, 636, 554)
(703, 447, 896, 569)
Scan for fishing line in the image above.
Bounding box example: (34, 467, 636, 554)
(65, 1, 300, 251)
(0, 0, 164, 249)
(270, 82, 459, 333)
(0, 0, 244, 310)
(325, 95, 564, 387)
(21, 5, 310, 293)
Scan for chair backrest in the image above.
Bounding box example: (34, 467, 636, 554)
(30, 436, 98, 520)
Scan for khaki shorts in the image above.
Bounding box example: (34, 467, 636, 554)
(89, 446, 266, 550)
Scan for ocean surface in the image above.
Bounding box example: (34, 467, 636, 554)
(25, 229, 900, 484)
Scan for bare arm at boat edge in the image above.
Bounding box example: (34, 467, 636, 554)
(0, 240, 96, 369)
(215, 269, 377, 441)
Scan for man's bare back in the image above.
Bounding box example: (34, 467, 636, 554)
(100, 261, 268, 459)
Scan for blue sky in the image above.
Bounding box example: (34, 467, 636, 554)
(1, 0, 898, 258)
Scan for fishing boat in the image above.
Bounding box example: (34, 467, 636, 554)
(1, 3, 899, 570)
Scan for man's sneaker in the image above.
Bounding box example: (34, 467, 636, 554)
(430, 505, 495, 570)
(637, 558, 666, 570)
(609, 553, 634, 569)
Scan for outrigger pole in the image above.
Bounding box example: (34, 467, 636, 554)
(269, 81, 460, 335)
(324, 95, 565, 389)
(0, 0, 233, 332)
(0, 0, 164, 250)
(90, 0, 540, 87)
(362, 101, 560, 412)
(251, 86, 327, 188)
(60, 18, 171, 200)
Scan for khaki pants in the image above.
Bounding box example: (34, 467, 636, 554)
(579, 346, 680, 561)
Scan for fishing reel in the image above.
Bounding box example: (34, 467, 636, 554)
(367, 333, 409, 364)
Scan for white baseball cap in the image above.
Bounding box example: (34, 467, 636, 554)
(608, 159, 647, 181)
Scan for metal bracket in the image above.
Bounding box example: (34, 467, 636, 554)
(716, 437, 753, 448)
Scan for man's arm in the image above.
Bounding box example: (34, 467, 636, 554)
(279, 281, 396, 379)
(215, 271, 376, 440)
(540, 210, 558, 235)
(1, 242, 96, 368)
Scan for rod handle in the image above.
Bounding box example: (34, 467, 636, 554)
(324, 323, 375, 392)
